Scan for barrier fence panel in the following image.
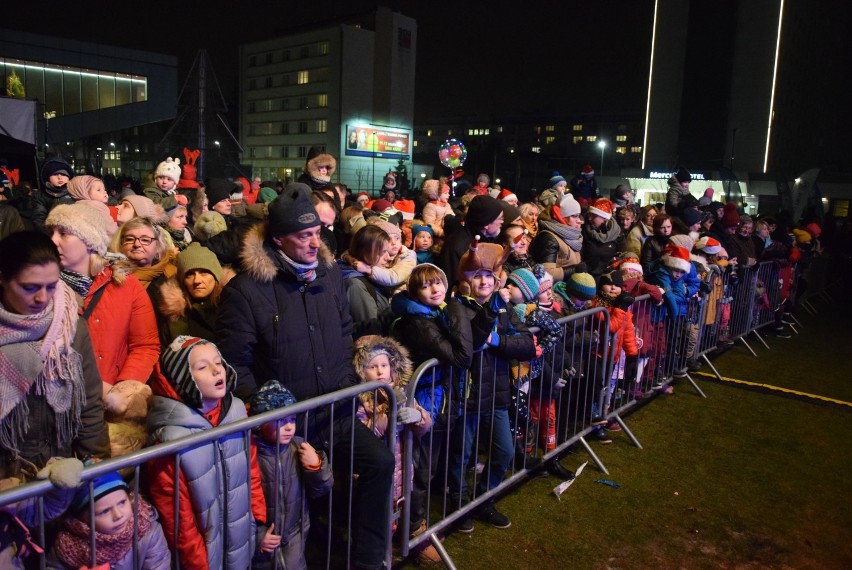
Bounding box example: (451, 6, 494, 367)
(0, 382, 397, 570)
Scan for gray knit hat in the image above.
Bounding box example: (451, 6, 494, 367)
(45, 202, 114, 256)
(122, 194, 169, 225)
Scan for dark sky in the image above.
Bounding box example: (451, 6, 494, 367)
(9, 1, 655, 119)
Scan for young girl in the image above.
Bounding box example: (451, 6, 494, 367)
(248, 381, 333, 570)
(364, 217, 417, 292)
(353, 335, 432, 534)
(65, 175, 110, 205)
(146, 336, 267, 570)
(50, 471, 170, 569)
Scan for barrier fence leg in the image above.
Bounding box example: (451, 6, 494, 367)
(752, 330, 771, 350)
(578, 436, 610, 475)
(802, 300, 818, 315)
(430, 533, 458, 569)
(787, 313, 803, 328)
(738, 336, 758, 357)
(682, 372, 708, 399)
(613, 413, 642, 449)
(701, 353, 724, 382)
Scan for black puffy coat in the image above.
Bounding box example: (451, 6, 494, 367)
(582, 220, 625, 276)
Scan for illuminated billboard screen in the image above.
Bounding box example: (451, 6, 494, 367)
(345, 124, 411, 159)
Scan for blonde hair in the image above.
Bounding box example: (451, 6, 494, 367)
(110, 217, 172, 263)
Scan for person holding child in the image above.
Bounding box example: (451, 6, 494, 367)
(143, 157, 189, 212)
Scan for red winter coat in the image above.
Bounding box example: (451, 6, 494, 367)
(591, 300, 639, 363)
(82, 262, 160, 385)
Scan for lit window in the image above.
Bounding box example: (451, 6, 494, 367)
(317, 93, 328, 107)
(573, 136, 583, 144)
(616, 135, 627, 142)
(297, 71, 309, 84)
(413, 140, 418, 147)
(631, 146, 643, 153)
(497, 126, 503, 133)
(484, 129, 490, 135)
(586, 135, 597, 142)
(316, 119, 327, 133)
(573, 124, 583, 131)
(546, 136, 556, 144)
(427, 130, 432, 136)
(468, 129, 474, 136)
(531, 146, 541, 153)
(318, 41, 329, 55)
(616, 146, 627, 154)
(545, 125, 555, 132)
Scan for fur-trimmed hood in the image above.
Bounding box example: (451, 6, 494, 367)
(304, 152, 336, 180)
(239, 222, 335, 283)
(157, 278, 189, 320)
(353, 335, 413, 415)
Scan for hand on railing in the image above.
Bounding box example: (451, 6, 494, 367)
(260, 523, 282, 553)
(397, 406, 423, 425)
(36, 457, 84, 489)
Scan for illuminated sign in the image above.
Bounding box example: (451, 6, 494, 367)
(648, 170, 705, 180)
(345, 124, 411, 159)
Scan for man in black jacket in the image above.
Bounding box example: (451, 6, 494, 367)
(216, 183, 393, 570)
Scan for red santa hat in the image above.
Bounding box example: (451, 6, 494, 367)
(588, 198, 614, 220)
(497, 188, 517, 203)
(695, 236, 722, 255)
(394, 199, 415, 220)
(661, 244, 692, 273)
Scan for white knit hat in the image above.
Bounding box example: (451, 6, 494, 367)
(558, 193, 581, 218)
(45, 202, 114, 256)
(155, 157, 181, 183)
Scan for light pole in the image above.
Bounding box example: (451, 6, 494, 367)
(598, 140, 607, 177)
(371, 132, 377, 193)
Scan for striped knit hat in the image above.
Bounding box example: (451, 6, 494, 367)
(508, 266, 543, 303)
(559, 271, 597, 301)
(160, 336, 236, 409)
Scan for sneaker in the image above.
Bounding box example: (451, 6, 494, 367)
(456, 516, 474, 533)
(475, 502, 511, 529)
(545, 459, 576, 481)
(589, 426, 613, 444)
(605, 420, 622, 432)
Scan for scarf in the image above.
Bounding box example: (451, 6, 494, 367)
(132, 250, 177, 288)
(0, 281, 85, 457)
(55, 495, 156, 567)
(539, 219, 583, 252)
(278, 250, 318, 283)
(60, 269, 93, 297)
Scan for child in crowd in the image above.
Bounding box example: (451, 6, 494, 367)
(343, 217, 416, 294)
(553, 272, 597, 317)
(147, 336, 266, 570)
(248, 381, 333, 570)
(411, 222, 436, 265)
(353, 335, 433, 535)
(144, 157, 188, 211)
(500, 225, 533, 275)
(590, 271, 639, 437)
(448, 239, 536, 531)
(389, 264, 473, 560)
(50, 471, 170, 569)
(65, 175, 109, 204)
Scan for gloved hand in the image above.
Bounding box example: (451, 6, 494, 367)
(612, 293, 635, 311)
(37, 457, 84, 489)
(554, 376, 568, 392)
(699, 281, 712, 294)
(397, 406, 422, 425)
(487, 331, 501, 347)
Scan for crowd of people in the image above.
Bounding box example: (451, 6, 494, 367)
(0, 147, 830, 568)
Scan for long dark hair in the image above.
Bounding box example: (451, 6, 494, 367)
(0, 231, 61, 280)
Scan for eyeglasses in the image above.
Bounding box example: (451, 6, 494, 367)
(122, 235, 155, 246)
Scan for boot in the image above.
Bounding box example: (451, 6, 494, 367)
(410, 520, 442, 563)
(545, 458, 575, 480)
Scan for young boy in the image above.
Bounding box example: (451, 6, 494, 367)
(248, 381, 333, 570)
(147, 336, 267, 570)
(411, 222, 436, 265)
(448, 239, 536, 531)
(51, 471, 170, 569)
(144, 157, 188, 211)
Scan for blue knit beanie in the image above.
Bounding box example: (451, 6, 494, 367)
(249, 380, 298, 416)
(72, 471, 128, 513)
(549, 171, 566, 189)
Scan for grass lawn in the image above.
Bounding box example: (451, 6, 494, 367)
(398, 297, 852, 569)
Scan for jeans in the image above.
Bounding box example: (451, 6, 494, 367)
(447, 407, 513, 501)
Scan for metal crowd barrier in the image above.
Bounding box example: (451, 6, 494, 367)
(0, 382, 397, 570)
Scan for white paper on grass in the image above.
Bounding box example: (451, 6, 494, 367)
(553, 461, 589, 500)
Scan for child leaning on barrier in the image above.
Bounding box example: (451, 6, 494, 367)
(146, 336, 267, 570)
(248, 381, 333, 570)
(48, 470, 170, 570)
(447, 239, 536, 532)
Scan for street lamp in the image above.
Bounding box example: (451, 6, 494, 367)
(597, 140, 607, 177)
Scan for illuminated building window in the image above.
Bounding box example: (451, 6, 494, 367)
(467, 129, 474, 136)
(427, 130, 432, 136)
(586, 135, 597, 142)
(297, 71, 309, 84)
(573, 136, 583, 144)
(484, 129, 490, 135)
(616, 135, 627, 142)
(631, 146, 642, 153)
(573, 124, 583, 131)
(546, 136, 556, 144)
(318, 41, 329, 55)
(497, 126, 503, 133)
(616, 146, 627, 154)
(317, 93, 328, 107)
(545, 125, 555, 132)
(413, 140, 418, 147)
(316, 119, 327, 133)
(531, 146, 541, 153)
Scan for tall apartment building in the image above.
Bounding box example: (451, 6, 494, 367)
(239, 7, 416, 192)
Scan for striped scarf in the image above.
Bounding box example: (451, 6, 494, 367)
(278, 250, 319, 283)
(0, 281, 85, 457)
(59, 269, 93, 297)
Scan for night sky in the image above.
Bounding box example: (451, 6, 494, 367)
(7, 0, 655, 120)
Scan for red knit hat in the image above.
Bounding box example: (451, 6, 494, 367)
(721, 202, 740, 228)
(588, 198, 614, 220)
(661, 244, 692, 273)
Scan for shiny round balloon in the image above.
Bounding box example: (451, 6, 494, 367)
(439, 139, 467, 169)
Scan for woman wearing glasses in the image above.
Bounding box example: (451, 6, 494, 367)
(46, 203, 160, 457)
(110, 217, 178, 290)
